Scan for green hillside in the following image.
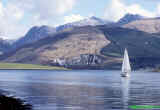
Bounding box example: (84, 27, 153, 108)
(0, 62, 67, 70)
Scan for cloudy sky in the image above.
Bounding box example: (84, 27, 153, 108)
(0, 0, 160, 39)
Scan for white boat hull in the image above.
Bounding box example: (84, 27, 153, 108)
(121, 72, 130, 77)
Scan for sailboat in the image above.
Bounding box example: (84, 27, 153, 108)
(121, 48, 131, 77)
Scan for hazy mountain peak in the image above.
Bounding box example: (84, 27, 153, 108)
(124, 13, 143, 18)
(29, 25, 55, 33)
(88, 16, 100, 20)
(117, 13, 144, 25)
(90, 16, 97, 19)
(89, 16, 107, 23)
(13, 25, 56, 48)
(56, 16, 111, 32)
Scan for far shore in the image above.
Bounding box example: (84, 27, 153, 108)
(0, 62, 68, 70)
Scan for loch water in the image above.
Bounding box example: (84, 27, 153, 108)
(0, 70, 160, 110)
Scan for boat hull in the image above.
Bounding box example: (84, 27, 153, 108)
(121, 72, 130, 77)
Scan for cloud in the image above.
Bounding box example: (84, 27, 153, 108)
(14, 0, 76, 20)
(0, 0, 77, 39)
(2, 0, 160, 39)
(64, 14, 85, 24)
(0, 1, 26, 39)
(156, 3, 160, 16)
(56, 0, 76, 15)
(104, 0, 156, 21)
(5, 3, 24, 20)
(0, 3, 3, 16)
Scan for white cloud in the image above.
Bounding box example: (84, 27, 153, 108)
(14, 0, 76, 20)
(5, 3, 24, 20)
(2, 0, 160, 39)
(0, 0, 77, 39)
(127, 4, 155, 17)
(156, 3, 160, 16)
(0, 1, 26, 39)
(104, 0, 156, 21)
(0, 2, 4, 16)
(56, 0, 76, 14)
(64, 14, 85, 24)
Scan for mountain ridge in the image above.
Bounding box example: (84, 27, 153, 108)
(123, 17, 160, 33)
(56, 16, 112, 31)
(2, 25, 160, 69)
(12, 25, 56, 49)
(1, 13, 160, 70)
(117, 13, 145, 25)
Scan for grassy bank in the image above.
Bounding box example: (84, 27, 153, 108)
(0, 62, 68, 70)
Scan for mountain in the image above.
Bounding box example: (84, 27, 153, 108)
(123, 17, 160, 33)
(98, 26, 160, 69)
(56, 16, 111, 32)
(2, 25, 160, 70)
(13, 25, 56, 49)
(11, 17, 110, 50)
(0, 38, 12, 54)
(5, 39, 16, 45)
(98, 26, 160, 57)
(2, 26, 110, 66)
(117, 13, 144, 25)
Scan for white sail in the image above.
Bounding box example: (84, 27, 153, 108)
(122, 48, 131, 76)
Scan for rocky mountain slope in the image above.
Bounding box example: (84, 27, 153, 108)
(8, 13, 150, 52)
(11, 17, 110, 50)
(0, 38, 12, 54)
(2, 13, 160, 69)
(98, 26, 160, 69)
(98, 26, 160, 57)
(123, 17, 160, 33)
(13, 25, 56, 49)
(117, 13, 144, 25)
(2, 26, 110, 66)
(2, 25, 160, 69)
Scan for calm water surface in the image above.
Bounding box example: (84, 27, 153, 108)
(0, 70, 160, 110)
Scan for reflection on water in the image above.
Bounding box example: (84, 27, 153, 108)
(0, 70, 159, 110)
(121, 77, 130, 110)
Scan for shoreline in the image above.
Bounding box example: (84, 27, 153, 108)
(0, 68, 69, 70)
(0, 94, 32, 110)
(0, 62, 68, 70)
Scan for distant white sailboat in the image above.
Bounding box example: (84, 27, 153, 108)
(121, 48, 131, 77)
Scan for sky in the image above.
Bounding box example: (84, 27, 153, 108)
(0, 0, 160, 39)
